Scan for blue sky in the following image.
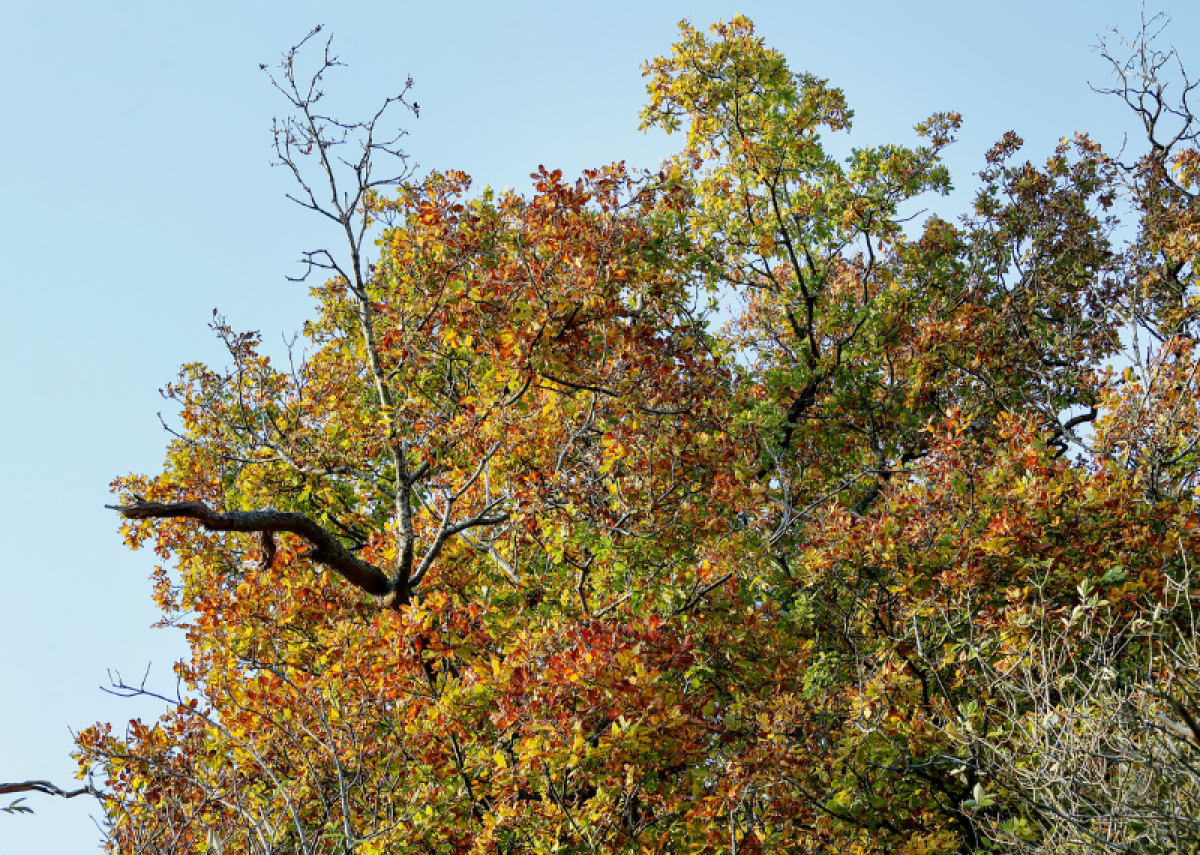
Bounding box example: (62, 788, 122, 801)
(1, 1, 1194, 850)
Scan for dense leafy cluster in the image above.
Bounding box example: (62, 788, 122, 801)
(63, 16, 1200, 854)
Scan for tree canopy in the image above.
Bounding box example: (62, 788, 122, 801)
(8, 15, 1200, 854)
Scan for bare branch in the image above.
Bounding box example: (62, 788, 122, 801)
(108, 500, 394, 601)
(0, 780, 104, 801)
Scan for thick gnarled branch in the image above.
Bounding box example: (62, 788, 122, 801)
(108, 499, 510, 609)
(108, 500, 400, 604)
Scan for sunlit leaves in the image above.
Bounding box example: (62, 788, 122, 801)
(75, 15, 1200, 855)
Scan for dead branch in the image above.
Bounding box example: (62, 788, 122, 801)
(0, 779, 104, 801)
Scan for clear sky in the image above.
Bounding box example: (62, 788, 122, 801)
(1, 0, 1194, 851)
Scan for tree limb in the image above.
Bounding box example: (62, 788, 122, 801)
(0, 779, 104, 801)
(108, 500, 397, 603)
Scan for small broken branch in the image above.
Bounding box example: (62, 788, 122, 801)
(0, 779, 104, 801)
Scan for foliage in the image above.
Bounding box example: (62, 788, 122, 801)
(60, 15, 1200, 854)
(947, 566, 1200, 854)
(2, 798, 33, 816)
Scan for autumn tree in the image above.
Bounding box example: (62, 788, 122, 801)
(4, 15, 1198, 855)
(942, 18, 1200, 852)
